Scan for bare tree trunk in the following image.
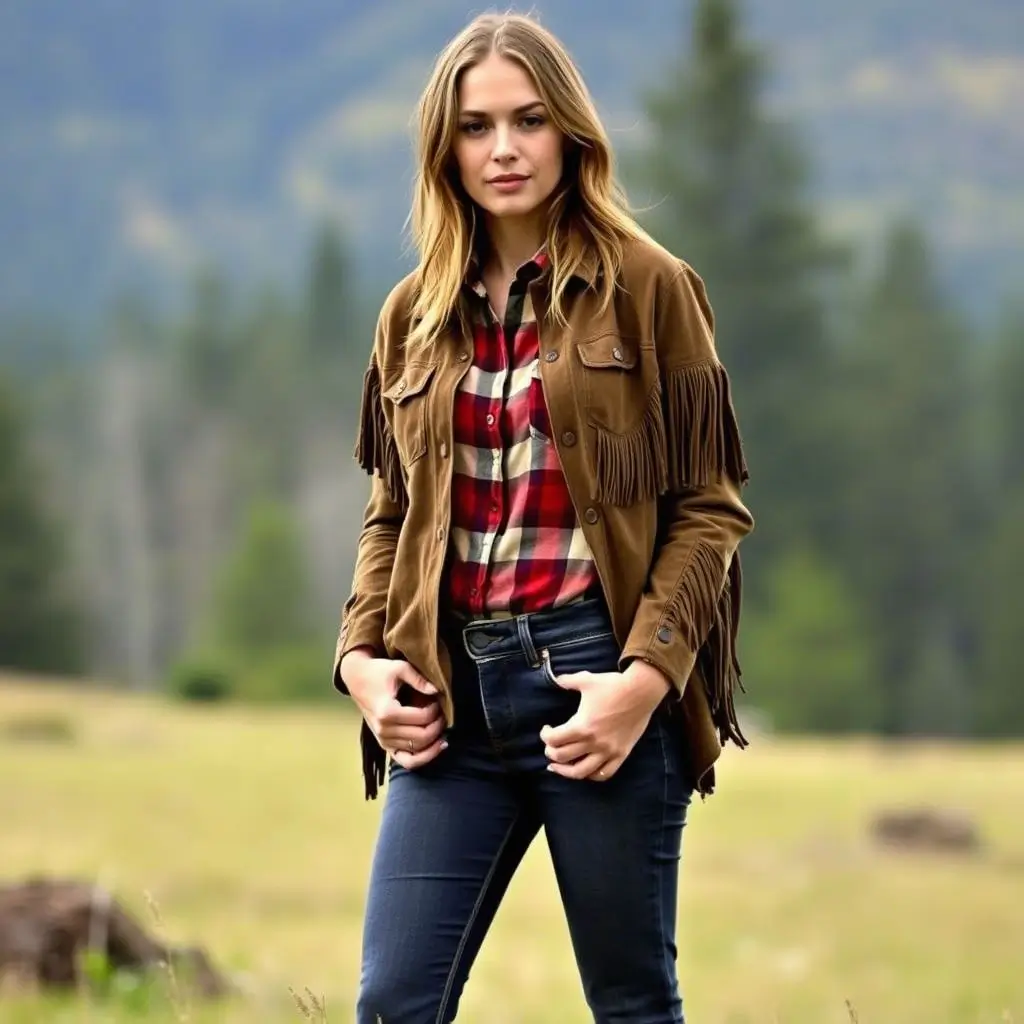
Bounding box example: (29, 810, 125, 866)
(97, 353, 157, 689)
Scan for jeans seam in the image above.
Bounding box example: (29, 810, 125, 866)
(435, 812, 522, 1023)
(654, 718, 683, 1023)
(536, 630, 615, 653)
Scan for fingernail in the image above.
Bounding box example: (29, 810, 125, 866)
(426, 683, 438, 693)
(440, 741, 449, 751)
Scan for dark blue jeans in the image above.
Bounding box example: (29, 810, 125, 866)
(357, 597, 694, 1023)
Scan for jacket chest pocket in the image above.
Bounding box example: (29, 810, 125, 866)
(576, 333, 657, 435)
(383, 362, 437, 467)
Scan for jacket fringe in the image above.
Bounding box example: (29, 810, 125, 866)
(361, 720, 387, 800)
(667, 542, 747, 748)
(665, 359, 749, 491)
(353, 359, 406, 507)
(593, 383, 669, 505)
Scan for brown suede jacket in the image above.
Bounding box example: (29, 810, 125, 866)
(334, 235, 754, 799)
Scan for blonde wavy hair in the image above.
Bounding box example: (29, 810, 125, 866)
(406, 11, 655, 355)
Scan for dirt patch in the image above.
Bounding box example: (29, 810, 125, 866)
(870, 807, 982, 855)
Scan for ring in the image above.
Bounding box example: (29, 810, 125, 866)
(407, 739, 414, 753)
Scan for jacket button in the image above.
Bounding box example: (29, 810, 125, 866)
(436, 527, 444, 541)
(561, 430, 576, 447)
(584, 506, 599, 524)
(440, 442, 449, 458)
(612, 347, 623, 362)
(396, 379, 407, 393)
(657, 626, 672, 644)
(545, 350, 559, 362)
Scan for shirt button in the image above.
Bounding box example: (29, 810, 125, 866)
(470, 587, 478, 597)
(440, 442, 449, 458)
(486, 414, 495, 426)
(545, 350, 559, 362)
(657, 626, 672, 644)
(490, 502, 499, 513)
(561, 430, 576, 447)
(584, 506, 599, 524)
(459, 352, 470, 362)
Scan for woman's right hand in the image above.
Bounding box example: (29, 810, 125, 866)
(339, 648, 448, 769)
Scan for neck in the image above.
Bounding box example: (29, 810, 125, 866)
(481, 210, 547, 279)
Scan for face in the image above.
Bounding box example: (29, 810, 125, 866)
(452, 52, 564, 227)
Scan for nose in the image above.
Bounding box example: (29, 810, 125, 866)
(491, 121, 516, 163)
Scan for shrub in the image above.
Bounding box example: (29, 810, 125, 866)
(167, 654, 236, 703)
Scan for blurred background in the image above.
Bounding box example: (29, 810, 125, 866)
(1, 1, 1022, 1022)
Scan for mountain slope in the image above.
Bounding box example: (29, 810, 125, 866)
(1, 0, 1020, 324)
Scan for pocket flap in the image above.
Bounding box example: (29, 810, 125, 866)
(576, 334, 638, 370)
(383, 363, 437, 404)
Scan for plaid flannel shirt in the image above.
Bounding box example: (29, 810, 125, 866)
(445, 249, 600, 617)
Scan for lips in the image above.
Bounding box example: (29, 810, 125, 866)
(489, 174, 529, 184)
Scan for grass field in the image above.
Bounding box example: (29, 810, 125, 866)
(1, 676, 1023, 1023)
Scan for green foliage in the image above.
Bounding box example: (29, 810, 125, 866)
(168, 652, 237, 703)
(79, 948, 166, 1015)
(741, 548, 883, 733)
(0, 373, 83, 674)
(208, 500, 318, 656)
(168, 500, 330, 704)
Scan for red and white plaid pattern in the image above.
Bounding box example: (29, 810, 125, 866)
(446, 249, 599, 618)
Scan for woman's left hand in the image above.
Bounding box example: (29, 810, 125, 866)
(540, 660, 672, 781)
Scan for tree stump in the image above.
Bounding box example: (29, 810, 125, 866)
(0, 877, 229, 998)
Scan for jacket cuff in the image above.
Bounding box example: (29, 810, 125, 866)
(332, 620, 385, 695)
(619, 615, 698, 698)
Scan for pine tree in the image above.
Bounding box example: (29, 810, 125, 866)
(0, 374, 83, 674)
(629, 0, 848, 580)
(306, 220, 351, 358)
(974, 306, 1024, 734)
(839, 219, 978, 736)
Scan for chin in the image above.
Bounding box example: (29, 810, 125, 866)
(480, 192, 546, 220)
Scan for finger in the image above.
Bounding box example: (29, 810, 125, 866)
(391, 737, 448, 770)
(543, 739, 593, 764)
(378, 716, 446, 749)
(586, 758, 620, 782)
(394, 662, 438, 695)
(540, 719, 592, 748)
(546, 751, 605, 781)
(548, 670, 589, 692)
(377, 699, 443, 729)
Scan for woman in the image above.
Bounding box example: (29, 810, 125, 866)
(334, 12, 754, 1024)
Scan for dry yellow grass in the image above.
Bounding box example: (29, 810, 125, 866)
(1, 675, 1023, 1023)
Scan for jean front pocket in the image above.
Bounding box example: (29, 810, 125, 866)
(538, 630, 620, 690)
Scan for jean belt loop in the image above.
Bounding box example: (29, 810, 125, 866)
(514, 614, 541, 668)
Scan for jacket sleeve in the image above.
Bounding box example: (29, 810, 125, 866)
(619, 264, 755, 745)
(331, 335, 408, 694)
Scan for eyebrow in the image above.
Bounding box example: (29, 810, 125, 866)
(458, 101, 546, 119)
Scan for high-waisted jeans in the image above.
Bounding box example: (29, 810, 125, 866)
(356, 596, 694, 1023)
